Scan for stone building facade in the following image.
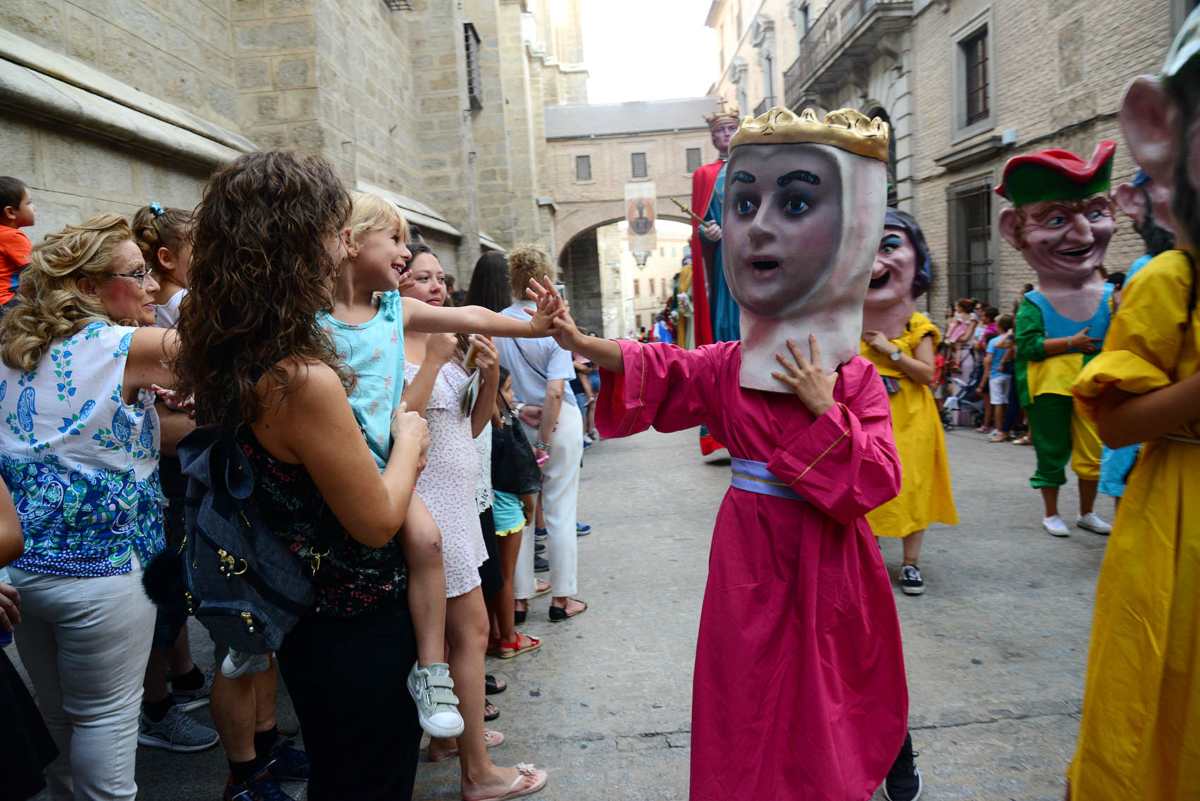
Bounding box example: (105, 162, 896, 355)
(543, 97, 719, 336)
(708, 0, 804, 118)
(910, 0, 1191, 314)
(757, 0, 1194, 315)
(0, 0, 587, 280)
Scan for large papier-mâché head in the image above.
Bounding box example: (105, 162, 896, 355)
(706, 102, 742, 160)
(1120, 6, 1200, 253)
(723, 107, 889, 391)
(863, 209, 934, 336)
(997, 142, 1117, 287)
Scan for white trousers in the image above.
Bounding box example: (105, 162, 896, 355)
(10, 564, 156, 801)
(515, 402, 583, 599)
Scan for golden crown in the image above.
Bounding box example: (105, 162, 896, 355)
(729, 107, 890, 163)
(705, 98, 741, 128)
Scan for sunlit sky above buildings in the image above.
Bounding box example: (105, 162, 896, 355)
(580, 0, 718, 104)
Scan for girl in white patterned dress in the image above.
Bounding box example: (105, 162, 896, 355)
(402, 243, 548, 799)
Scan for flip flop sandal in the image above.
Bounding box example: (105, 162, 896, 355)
(485, 700, 501, 721)
(496, 632, 542, 660)
(548, 599, 588, 623)
(463, 763, 548, 801)
(428, 729, 505, 763)
(485, 674, 507, 695)
(531, 580, 552, 599)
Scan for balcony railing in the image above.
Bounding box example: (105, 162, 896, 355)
(784, 0, 912, 108)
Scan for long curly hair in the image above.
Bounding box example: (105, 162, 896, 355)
(0, 214, 132, 372)
(466, 251, 511, 312)
(174, 151, 352, 428)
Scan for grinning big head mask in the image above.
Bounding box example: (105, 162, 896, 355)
(723, 107, 889, 391)
(996, 143, 1116, 302)
(863, 209, 934, 336)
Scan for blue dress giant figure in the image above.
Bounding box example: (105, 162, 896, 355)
(701, 164, 741, 342)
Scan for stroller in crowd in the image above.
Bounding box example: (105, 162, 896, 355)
(941, 353, 985, 429)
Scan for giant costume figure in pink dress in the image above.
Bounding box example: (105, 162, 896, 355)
(593, 108, 909, 800)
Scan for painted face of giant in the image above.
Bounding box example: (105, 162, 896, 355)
(865, 226, 918, 313)
(722, 108, 889, 391)
(1010, 197, 1116, 284)
(710, 121, 739, 158)
(723, 145, 843, 316)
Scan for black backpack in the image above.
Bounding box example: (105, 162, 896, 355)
(491, 402, 542, 496)
(176, 425, 315, 654)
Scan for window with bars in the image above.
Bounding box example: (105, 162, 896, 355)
(631, 152, 648, 179)
(633, 278, 641, 297)
(948, 181, 995, 304)
(464, 23, 482, 111)
(649, 278, 656, 295)
(961, 28, 989, 126)
(575, 155, 592, 181)
(686, 147, 702, 173)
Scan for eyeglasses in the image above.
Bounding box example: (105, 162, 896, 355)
(106, 269, 152, 288)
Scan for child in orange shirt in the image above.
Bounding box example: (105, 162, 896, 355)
(0, 177, 36, 315)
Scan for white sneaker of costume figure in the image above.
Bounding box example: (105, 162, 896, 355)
(1042, 512, 1112, 538)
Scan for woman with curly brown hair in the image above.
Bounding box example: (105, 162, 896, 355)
(174, 150, 432, 801)
(0, 213, 177, 801)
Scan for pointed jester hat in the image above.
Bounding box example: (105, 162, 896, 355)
(995, 141, 1117, 207)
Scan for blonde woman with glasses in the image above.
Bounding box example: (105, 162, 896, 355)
(0, 214, 180, 801)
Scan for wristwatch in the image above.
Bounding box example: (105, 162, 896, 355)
(888, 349, 903, 362)
(534, 439, 552, 451)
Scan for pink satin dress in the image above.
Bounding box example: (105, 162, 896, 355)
(597, 340, 908, 801)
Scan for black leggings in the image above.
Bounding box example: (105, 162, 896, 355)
(278, 606, 422, 801)
(478, 506, 502, 598)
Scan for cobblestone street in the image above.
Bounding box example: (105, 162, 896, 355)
(91, 422, 1108, 801)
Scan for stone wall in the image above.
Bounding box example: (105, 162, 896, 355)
(816, 30, 915, 211)
(3, 0, 238, 131)
(911, 0, 1174, 314)
(467, 0, 519, 253)
(546, 127, 716, 261)
(2, 0, 587, 273)
(1, 0, 243, 237)
(711, 0, 813, 113)
(2, 114, 216, 242)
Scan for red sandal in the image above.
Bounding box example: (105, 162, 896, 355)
(496, 631, 541, 660)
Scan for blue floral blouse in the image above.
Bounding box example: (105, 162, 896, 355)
(0, 321, 165, 576)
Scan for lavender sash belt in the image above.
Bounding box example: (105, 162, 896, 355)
(730, 458, 805, 502)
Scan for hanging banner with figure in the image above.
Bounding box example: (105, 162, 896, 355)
(625, 181, 657, 263)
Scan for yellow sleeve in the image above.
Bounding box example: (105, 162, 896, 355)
(904, 313, 942, 350)
(1074, 251, 1192, 407)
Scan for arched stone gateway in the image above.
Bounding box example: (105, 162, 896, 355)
(556, 210, 692, 337)
(541, 97, 723, 337)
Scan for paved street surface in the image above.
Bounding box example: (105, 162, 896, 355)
(28, 424, 1109, 800)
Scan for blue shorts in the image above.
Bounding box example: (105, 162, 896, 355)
(1099, 444, 1140, 498)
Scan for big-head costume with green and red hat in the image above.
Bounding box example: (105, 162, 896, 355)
(998, 141, 1117, 493)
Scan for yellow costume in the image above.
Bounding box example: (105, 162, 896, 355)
(861, 312, 959, 537)
(677, 264, 693, 349)
(1069, 249, 1200, 799)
